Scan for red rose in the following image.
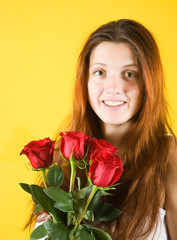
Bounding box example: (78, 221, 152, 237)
(20, 138, 55, 169)
(88, 138, 118, 161)
(60, 131, 90, 160)
(88, 152, 123, 187)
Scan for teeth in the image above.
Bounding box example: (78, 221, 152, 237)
(104, 101, 125, 106)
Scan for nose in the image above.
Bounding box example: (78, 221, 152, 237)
(106, 74, 124, 94)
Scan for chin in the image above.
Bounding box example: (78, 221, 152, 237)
(101, 117, 134, 128)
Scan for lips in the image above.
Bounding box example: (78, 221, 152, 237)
(103, 100, 125, 107)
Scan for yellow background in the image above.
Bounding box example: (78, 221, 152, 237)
(0, 0, 177, 239)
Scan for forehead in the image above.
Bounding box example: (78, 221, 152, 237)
(89, 41, 138, 68)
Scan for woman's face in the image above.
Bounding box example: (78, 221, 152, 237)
(88, 41, 143, 129)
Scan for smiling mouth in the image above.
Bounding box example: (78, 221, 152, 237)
(103, 100, 125, 106)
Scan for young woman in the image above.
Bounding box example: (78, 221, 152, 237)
(34, 19, 177, 239)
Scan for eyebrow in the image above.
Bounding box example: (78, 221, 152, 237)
(89, 63, 139, 68)
(89, 63, 107, 68)
(122, 64, 139, 68)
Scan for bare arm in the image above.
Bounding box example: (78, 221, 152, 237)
(166, 138, 177, 240)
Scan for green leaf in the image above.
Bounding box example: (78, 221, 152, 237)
(44, 188, 73, 212)
(43, 221, 55, 234)
(43, 221, 55, 235)
(29, 185, 59, 223)
(19, 183, 32, 194)
(30, 223, 47, 240)
(44, 221, 69, 240)
(75, 186, 91, 200)
(84, 210, 94, 221)
(47, 165, 64, 188)
(75, 225, 95, 240)
(54, 196, 73, 212)
(100, 190, 113, 197)
(67, 211, 75, 226)
(33, 203, 43, 214)
(94, 203, 122, 222)
(84, 185, 93, 200)
(19, 183, 38, 205)
(73, 198, 84, 214)
(83, 224, 112, 240)
(88, 190, 102, 210)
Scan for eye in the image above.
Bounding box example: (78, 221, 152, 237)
(94, 70, 104, 76)
(124, 71, 137, 78)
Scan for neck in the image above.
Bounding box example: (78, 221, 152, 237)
(102, 121, 132, 150)
(102, 122, 132, 166)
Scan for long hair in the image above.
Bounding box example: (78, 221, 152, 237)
(64, 19, 174, 239)
(28, 19, 174, 239)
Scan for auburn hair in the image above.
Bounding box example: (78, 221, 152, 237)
(29, 19, 174, 239)
(65, 19, 174, 239)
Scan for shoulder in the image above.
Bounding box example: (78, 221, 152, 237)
(166, 135, 177, 190)
(167, 135, 177, 176)
(166, 135, 177, 240)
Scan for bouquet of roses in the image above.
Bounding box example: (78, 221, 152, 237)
(20, 131, 123, 240)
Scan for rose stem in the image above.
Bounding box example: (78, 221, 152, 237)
(41, 168, 48, 189)
(72, 185, 98, 238)
(69, 156, 76, 192)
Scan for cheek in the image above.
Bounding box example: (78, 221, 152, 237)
(88, 81, 95, 108)
(132, 86, 143, 108)
(88, 81, 100, 102)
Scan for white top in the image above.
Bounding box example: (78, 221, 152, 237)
(144, 208, 168, 240)
(34, 208, 168, 240)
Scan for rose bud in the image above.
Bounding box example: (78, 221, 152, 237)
(88, 151, 123, 188)
(20, 138, 55, 169)
(60, 131, 90, 160)
(88, 138, 118, 161)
